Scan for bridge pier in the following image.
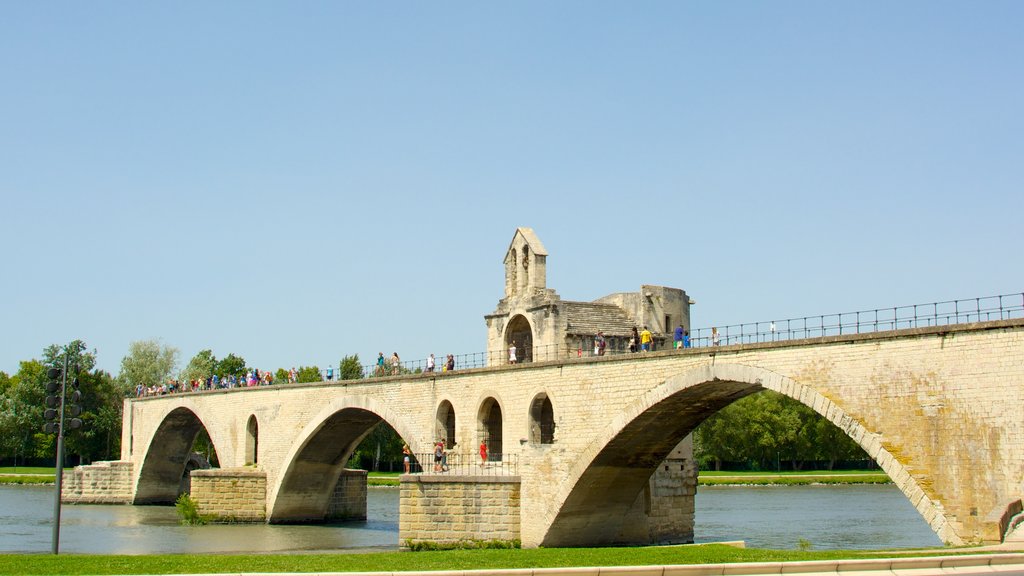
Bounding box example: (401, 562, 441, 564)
(61, 460, 134, 504)
(399, 475, 521, 548)
(617, 437, 698, 545)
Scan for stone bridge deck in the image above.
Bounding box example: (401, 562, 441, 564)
(65, 318, 1024, 548)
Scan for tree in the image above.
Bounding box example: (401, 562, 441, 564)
(295, 366, 321, 384)
(63, 369, 124, 463)
(214, 353, 246, 379)
(350, 421, 405, 472)
(119, 339, 179, 392)
(181, 349, 217, 382)
(339, 355, 363, 381)
(694, 390, 870, 471)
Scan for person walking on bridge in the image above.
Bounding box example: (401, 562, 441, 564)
(640, 326, 653, 352)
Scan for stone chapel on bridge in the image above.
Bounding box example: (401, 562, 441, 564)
(485, 227, 693, 365)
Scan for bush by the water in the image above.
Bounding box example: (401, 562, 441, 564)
(174, 494, 208, 525)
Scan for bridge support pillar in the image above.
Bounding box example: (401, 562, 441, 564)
(617, 436, 697, 545)
(61, 460, 134, 504)
(399, 475, 521, 548)
(326, 469, 367, 520)
(191, 468, 267, 522)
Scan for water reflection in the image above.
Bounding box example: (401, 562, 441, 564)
(0, 485, 399, 555)
(1, 483, 942, 554)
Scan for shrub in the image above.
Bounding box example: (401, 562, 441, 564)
(174, 493, 208, 526)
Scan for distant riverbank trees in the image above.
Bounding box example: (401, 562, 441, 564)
(2, 340, 871, 473)
(693, 390, 871, 471)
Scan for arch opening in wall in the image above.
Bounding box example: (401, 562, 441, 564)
(541, 365, 946, 548)
(529, 392, 555, 445)
(477, 397, 503, 461)
(436, 400, 457, 449)
(505, 314, 534, 363)
(245, 414, 259, 465)
(134, 406, 220, 505)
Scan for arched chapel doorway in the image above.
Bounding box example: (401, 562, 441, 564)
(505, 315, 533, 363)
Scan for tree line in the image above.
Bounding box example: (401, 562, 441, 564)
(1, 339, 870, 472)
(693, 390, 871, 471)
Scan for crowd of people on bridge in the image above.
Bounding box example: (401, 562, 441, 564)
(134, 326, 707, 399)
(135, 368, 301, 397)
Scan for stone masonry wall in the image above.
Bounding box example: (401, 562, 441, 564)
(126, 319, 1024, 546)
(190, 468, 266, 522)
(399, 475, 520, 547)
(616, 436, 697, 545)
(62, 460, 134, 504)
(326, 469, 367, 520)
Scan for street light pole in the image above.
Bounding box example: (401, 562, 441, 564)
(51, 353, 69, 555)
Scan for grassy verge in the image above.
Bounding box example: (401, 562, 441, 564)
(363, 471, 892, 488)
(699, 471, 890, 486)
(368, 471, 401, 486)
(0, 476, 54, 485)
(0, 467, 55, 475)
(0, 543, 965, 575)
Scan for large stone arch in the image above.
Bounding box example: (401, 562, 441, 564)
(538, 363, 957, 547)
(267, 395, 417, 523)
(133, 401, 228, 504)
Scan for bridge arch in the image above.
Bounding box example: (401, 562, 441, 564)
(539, 363, 958, 547)
(477, 396, 504, 460)
(245, 414, 259, 465)
(528, 391, 555, 445)
(133, 400, 228, 504)
(267, 395, 417, 523)
(435, 399, 456, 449)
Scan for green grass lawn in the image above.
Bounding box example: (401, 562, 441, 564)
(0, 467, 55, 475)
(698, 470, 890, 485)
(0, 543, 966, 576)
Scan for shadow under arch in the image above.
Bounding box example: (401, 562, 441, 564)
(268, 396, 417, 523)
(540, 363, 957, 547)
(134, 404, 224, 504)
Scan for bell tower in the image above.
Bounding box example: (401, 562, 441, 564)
(503, 227, 547, 299)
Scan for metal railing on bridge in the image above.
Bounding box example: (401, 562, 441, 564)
(687, 292, 1024, 348)
(133, 292, 1024, 395)
(322, 292, 1023, 377)
(408, 452, 518, 476)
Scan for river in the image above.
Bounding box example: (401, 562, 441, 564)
(0, 483, 941, 554)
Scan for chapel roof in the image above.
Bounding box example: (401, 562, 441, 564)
(563, 301, 636, 337)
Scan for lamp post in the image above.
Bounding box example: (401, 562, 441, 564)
(43, 348, 84, 555)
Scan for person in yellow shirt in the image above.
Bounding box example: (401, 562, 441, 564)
(640, 326, 653, 352)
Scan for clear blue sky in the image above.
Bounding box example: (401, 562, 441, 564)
(2, 2, 1021, 376)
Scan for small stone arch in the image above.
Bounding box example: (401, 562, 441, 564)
(267, 395, 417, 523)
(505, 314, 534, 363)
(134, 405, 223, 504)
(528, 392, 555, 445)
(245, 415, 259, 465)
(436, 400, 456, 449)
(477, 397, 503, 461)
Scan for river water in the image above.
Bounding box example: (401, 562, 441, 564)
(0, 483, 941, 554)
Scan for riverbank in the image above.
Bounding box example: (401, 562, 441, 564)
(364, 470, 892, 487)
(0, 543, 999, 576)
(0, 467, 55, 485)
(0, 469, 893, 487)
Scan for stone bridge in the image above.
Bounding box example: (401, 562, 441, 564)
(68, 318, 1024, 548)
